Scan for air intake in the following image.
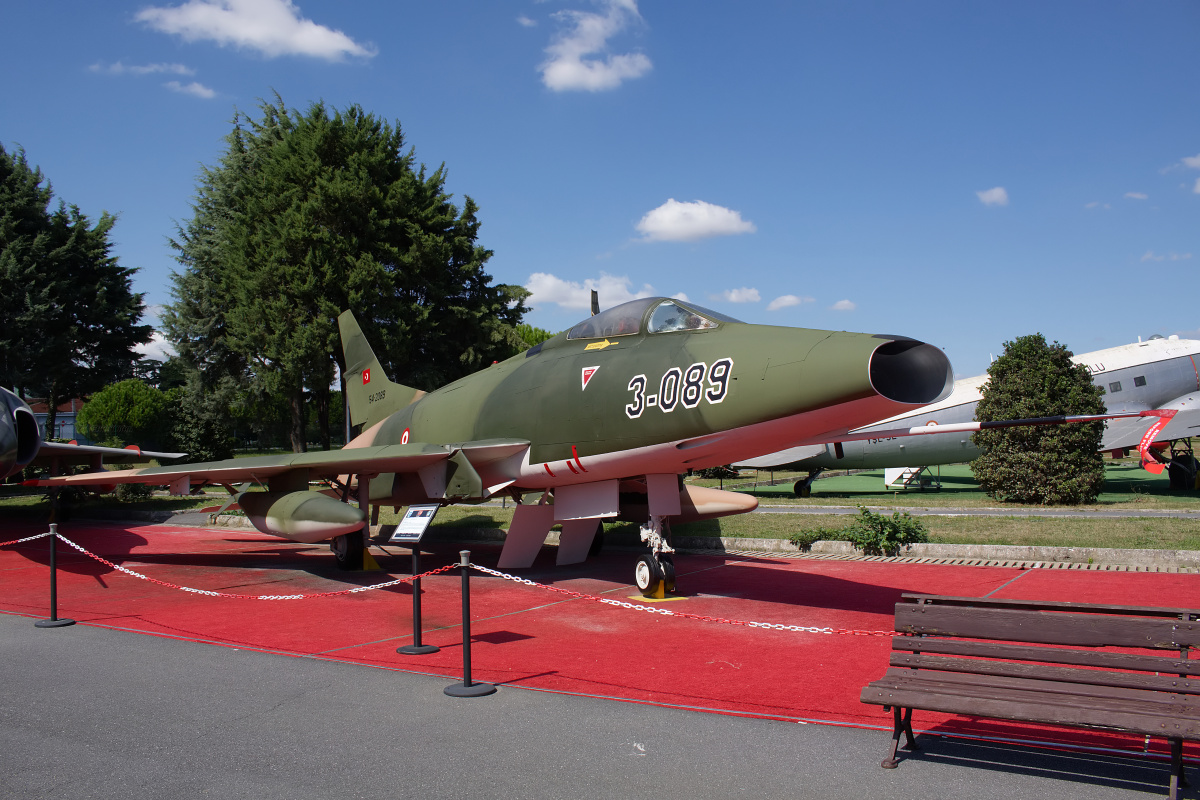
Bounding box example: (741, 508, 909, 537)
(869, 339, 954, 405)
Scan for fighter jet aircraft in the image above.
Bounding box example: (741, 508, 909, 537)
(1, 386, 184, 481)
(740, 335, 1200, 494)
(29, 299, 1167, 596)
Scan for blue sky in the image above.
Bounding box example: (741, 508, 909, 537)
(2, 0, 1197, 379)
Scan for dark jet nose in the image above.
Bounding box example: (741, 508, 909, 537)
(869, 339, 954, 405)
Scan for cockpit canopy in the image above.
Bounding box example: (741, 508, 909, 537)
(566, 297, 741, 340)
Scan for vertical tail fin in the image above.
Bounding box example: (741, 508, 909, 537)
(338, 311, 424, 430)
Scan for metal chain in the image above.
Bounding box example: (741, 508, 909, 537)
(0, 531, 53, 548)
(469, 563, 896, 637)
(51, 533, 456, 600)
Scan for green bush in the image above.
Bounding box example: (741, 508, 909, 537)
(788, 507, 929, 556)
(846, 507, 929, 555)
(788, 526, 851, 551)
(114, 483, 153, 502)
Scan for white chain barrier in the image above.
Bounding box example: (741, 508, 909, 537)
(0, 531, 53, 547)
(5, 531, 893, 632)
(469, 563, 896, 637)
(5, 530, 455, 600)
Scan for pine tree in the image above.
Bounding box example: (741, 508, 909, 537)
(971, 333, 1106, 504)
(0, 144, 151, 431)
(166, 97, 529, 452)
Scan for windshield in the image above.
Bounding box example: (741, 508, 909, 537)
(567, 297, 660, 339)
(566, 297, 742, 340)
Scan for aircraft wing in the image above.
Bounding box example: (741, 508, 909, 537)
(1100, 395, 1200, 451)
(33, 441, 187, 467)
(27, 439, 530, 499)
(739, 409, 1176, 469)
(738, 445, 827, 469)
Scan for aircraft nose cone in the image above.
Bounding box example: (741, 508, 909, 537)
(869, 339, 954, 405)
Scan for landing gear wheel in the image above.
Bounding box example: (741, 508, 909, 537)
(793, 480, 811, 498)
(659, 553, 676, 593)
(634, 554, 665, 597)
(331, 531, 365, 570)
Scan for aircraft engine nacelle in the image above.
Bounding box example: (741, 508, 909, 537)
(0, 389, 42, 481)
(236, 490, 366, 543)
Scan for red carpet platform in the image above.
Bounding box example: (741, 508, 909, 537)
(4, 520, 1199, 761)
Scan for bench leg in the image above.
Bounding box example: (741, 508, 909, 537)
(1169, 737, 1187, 800)
(882, 706, 918, 769)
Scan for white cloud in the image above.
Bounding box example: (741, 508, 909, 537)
(714, 287, 760, 303)
(1194, 176, 1200, 195)
(540, 0, 651, 91)
(831, 299, 856, 311)
(976, 186, 1009, 207)
(1084, 201, 1111, 210)
(517, 16, 537, 28)
(766, 294, 814, 311)
(636, 199, 756, 242)
(166, 80, 217, 98)
(135, 332, 177, 362)
(89, 61, 195, 76)
(1140, 250, 1193, 262)
(1125, 192, 1148, 200)
(1182, 153, 1200, 169)
(526, 272, 657, 310)
(135, 0, 376, 60)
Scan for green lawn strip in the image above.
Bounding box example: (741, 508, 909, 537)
(728, 463, 1200, 511)
(664, 512, 1200, 551)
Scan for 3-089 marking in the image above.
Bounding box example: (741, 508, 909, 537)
(625, 358, 733, 419)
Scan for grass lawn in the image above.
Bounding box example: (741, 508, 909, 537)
(715, 462, 1200, 511)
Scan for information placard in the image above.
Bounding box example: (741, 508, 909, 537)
(389, 504, 440, 544)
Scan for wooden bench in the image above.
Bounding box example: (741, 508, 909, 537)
(860, 593, 1200, 799)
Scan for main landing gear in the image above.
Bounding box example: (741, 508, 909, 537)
(331, 531, 365, 571)
(793, 468, 824, 498)
(635, 516, 676, 598)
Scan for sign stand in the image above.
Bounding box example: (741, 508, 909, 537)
(397, 545, 439, 655)
(392, 505, 440, 656)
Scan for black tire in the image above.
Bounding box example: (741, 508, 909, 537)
(1168, 455, 1199, 490)
(793, 480, 811, 498)
(331, 531, 365, 570)
(634, 554, 664, 597)
(660, 553, 676, 593)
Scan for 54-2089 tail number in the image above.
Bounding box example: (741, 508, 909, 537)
(625, 358, 733, 419)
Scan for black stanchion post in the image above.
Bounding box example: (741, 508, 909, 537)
(397, 546, 439, 655)
(35, 523, 75, 629)
(444, 549, 495, 697)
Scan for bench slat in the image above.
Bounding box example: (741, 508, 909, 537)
(890, 653, 1200, 695)
(862, 677, 1200, 738)
(901, 593, 1200, 619)
(871, 667, 1200, 711)
(895, 603, 1200, 649)
(893, 636, 1200, 675)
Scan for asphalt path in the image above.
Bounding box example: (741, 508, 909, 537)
(0, 613, 1183, 799)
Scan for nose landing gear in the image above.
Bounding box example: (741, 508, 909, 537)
(635, 516, 676, 598)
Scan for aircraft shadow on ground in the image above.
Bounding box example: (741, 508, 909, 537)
(455, 541, 936, 618)
(893, 733, 1178, 797)
(9, 523, 970, 617)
